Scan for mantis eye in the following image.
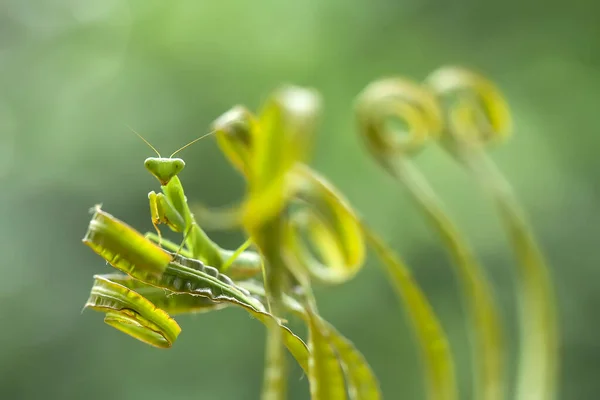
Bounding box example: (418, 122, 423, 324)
(172, 159, 185, 171)
(144, 158, 159, 172)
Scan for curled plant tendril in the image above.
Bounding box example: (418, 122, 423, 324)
(426, 66, 559, 400)
(425, 66, 512, 148)
(207, 99, 364, 287)
(356, 76, 506, 400)
(206, 86, 382, 399)
(284, 165, 365, 285)
(211, 86, 323, 400)
(204, 85, 455, 400)
(85, 275, 181, 348)
(355, 77, 442, 158)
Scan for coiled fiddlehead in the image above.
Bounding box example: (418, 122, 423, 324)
(207, 87, 366, 288)
(204, 86, 384, 400)
(283, 165, 365, 285)
(356, 76, 505, 400)
(204, 84, 452, 400)
(426, 66, 559, 400)
(426, 67, 511, 149)
(209, 91, 364, 287)
(210, 86, 328, 400)
(356, 78, 442, 157)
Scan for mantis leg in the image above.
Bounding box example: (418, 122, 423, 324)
(145, 232, 193, 258)
(148, 191, 164, 246)
(149, 191, 222, 265)
(175, 223, 194, 257)
(148, 191, 188, 253)
(147, 229, 262, 280)
(161, 177, 226, 267)
(221, 237, 253, 272)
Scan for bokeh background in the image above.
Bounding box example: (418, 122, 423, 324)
(1, 1, 598, 399)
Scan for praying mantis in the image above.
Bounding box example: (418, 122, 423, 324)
(129, 128, 259, 277)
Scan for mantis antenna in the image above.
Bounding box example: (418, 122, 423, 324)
(126, 124, 215, 158)
(170, 130, 216, 158)
(126, 125, 162, 157)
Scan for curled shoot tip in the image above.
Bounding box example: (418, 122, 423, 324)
(170, 131, 216, 158)
(126, 125, 162, 158)
(355, 77, 442, 158)
(425, 67, 512, 146)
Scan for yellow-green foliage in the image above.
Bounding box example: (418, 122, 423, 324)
(81, 68, 558, 400)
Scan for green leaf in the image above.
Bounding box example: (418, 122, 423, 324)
(205, 86, 322, 231)
(83, 205, 172, 278)
(82, 207, 309, 372)
(244, 85, 322, 229)
(306, 308, 347, 400)
(98, 273, 226, 315)
(84, 275, 181, 348)
(144, 232, 262, 281)
(212, 105, 259, 178)
(321, 319, 381, 400)
(161, 254, 310, 374)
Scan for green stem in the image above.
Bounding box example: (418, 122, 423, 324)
(460, 145, 558, 400)
(385, 157, 505, 400)
(253, 217, 289, 400)
(361, 223, 457, 400)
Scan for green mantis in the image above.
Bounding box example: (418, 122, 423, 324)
(129, 128, 259, 277)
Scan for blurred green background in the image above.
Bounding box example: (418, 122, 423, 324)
(1, 1, 598, 399)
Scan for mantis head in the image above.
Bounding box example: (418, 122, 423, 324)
(144, 157, 185, 186)
(128, 126, 214, 186)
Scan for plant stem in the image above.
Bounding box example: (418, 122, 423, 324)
(385, 157, 505, 400)
(361, 223, 457, 400)
(460, 144, 559, 400)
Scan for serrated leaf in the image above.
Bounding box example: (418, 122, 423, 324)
(82, 207, 309, 372)
(83, 205, 171, 277)
(99, 273, 226, 315)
